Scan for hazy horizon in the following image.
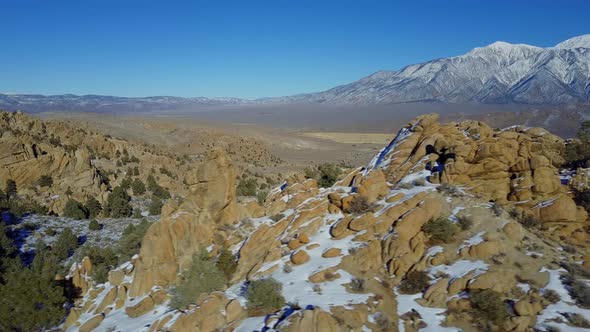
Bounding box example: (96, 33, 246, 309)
(2, 0, 590, 99)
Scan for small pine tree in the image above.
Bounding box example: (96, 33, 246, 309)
(422, 216, 458, 244)
(236, 178, 257, 196)
(120, 177, 132, 191)
(131, 178, 146, 196)
(245, 278, 286, 315)
(118, 219, 150, 262)
(104, 186, 132, 218)
(317, 163, 341, 188)
(63, 199, 87, 219)
(5, 179, 17, 199)
(88, 219, 101, 231)
(148, 196, 163, 215)
(577, 120, 590, 142)
(216, 247, 237, 279)
(0, 189, 6, 207)
(52, 228, 79, 260)
(84, 196, 102, 218)
(170, 252, 227, 309)
(38, 175, 53, 187)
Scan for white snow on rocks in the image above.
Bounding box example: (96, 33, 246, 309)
(536, 268, 590, 332)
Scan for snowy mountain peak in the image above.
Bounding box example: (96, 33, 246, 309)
(468, 41, 541, 56)
(554, 34, 590, 49)
(262, 34, 590, 105)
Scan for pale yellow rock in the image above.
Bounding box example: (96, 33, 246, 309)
(125, 296, 155, 318)
(79, 314, 104, 332)
(322, 248, 342, 258)
(291, 250, 310, 265)
(107, 269, 125, 286)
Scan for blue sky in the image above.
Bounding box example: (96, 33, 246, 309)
(1, 0, 589, 99)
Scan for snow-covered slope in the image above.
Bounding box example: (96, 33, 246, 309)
(262, 34, 590, 105)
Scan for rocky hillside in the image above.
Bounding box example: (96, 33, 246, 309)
(63, 114, 590, 332)
(0, 110, 202, 215)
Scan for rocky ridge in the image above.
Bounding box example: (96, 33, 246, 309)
(64, 114, 590, 332)
(0, 111, 200, 215)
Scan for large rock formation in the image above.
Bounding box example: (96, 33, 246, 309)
(63, 114, 590, 332)
(370, 113, 586, 223)
(130, 147, 238, 296)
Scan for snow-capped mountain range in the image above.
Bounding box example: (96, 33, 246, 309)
(1, 34, 589, 112)
(263, 34, 590, 105)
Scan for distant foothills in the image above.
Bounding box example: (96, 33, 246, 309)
(2, 34, 589, 113)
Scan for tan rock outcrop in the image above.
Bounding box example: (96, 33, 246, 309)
(130, 147, 237, 296)
(291, 250, 310, 265)
(79, 314, 104, 332)
(280, 308, 342, 332)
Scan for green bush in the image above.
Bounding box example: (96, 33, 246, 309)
(5, 199, 48, 217)
(543, 289, 561, 304)
(350, 278, 366, 293)
(398, 270, 431, 294)
(52, 228, 79, 260)
(120, 177, 132, 191)
(245, 278, 285, 315)
(170, 252, 227, 309)
(563, 141, 590, 168)
(131, 178, 146, 196)
(346, 195, 373, 214)
(237, 178, 257, 196)
(81, 246, 118, 283)
(518, 215, 541, 229)
(118, 219, 150, 262)
(38, 175, 53, 187)
(148, 197, 163, 215)
(570, 279, 590, 308)
(270, 213, 284, 222)
(456, 215, 473, 230)
(104, 186, 132, 218)
(565, 312, 590, 328)
(5, 179, 17, 199)
(317, 163, 341, 188)
(147, 175, 171, 200)
(63, 199, 87, 219)
(422, 217, 458, 244)
(84, 196, 102, 218)
(470, 289, 508, 325)
(0, 255, 66, 331)
(256, 191, 267, 206)
(88, 219, 101, 231)
(215, 247, 237, 279)
(573, 188, 590, 213)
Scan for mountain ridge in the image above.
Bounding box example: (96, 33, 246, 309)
(1, 34, 589, 112)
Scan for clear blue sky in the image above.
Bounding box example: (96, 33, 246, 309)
(1, 0, 589, 99)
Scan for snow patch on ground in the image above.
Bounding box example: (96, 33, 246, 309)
(536, 268, 590, 331)
(458, 231, 486, 251)
(428, 260, 488, 279)
(395, 289, 459, 332)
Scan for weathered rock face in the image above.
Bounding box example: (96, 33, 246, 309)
(0, 111, 106, 214)
(374, 113, 585, 222)
(130, 147, 237, 296)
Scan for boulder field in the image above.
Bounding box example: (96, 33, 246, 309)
(64, 114, 590, 332)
